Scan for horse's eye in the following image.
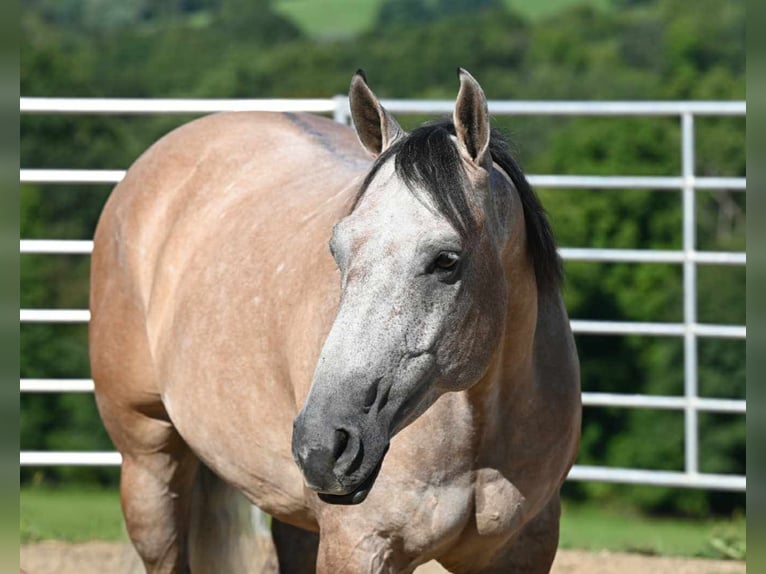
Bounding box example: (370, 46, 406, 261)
(432, 252, 461, 273)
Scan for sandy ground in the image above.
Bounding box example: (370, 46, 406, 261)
(20, 541, 746, 574)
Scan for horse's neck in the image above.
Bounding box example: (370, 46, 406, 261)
(467, 268, 577, 444)
(465, 285, 578, 509)
(467, 183, 553, 444)
(466, 277, 545, 459)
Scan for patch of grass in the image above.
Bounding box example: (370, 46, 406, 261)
(560, 502, 746, 560)
(273, 0, 612, 39)
(274, 0, 380, 39)
(706, 522, 747, 560)
(20, 485, 745, 561)
(20, 486, 124, 543)
(508, 0, 612, 20)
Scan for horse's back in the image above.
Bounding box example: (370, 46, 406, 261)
(93, 111, 366, 308)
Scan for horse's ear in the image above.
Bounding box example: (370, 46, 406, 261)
(349, 70, 403, 157)
(453, 68, 491, 168)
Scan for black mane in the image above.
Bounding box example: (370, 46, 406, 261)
(353, 119, 562, 294)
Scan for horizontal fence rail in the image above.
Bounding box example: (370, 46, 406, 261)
(18, 378, 746, 413)
(19, 309, 747, 338)
(21, 239, 747, 265)
(20, 169, 747, 191)
(20, 97, 340, 115)
(20, 97, 746, 492)
(20, 97, 746, 116)
(20, 379, 96, 393)
(17, 450, 749, 491)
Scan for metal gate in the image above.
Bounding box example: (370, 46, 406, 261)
(20, 97, 746, 491)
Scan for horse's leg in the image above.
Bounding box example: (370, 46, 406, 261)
(91, 241, 203, 572)
(270, 518, 319, 573)
(115, 406, 200, 574)
(486, 494, 562, 574)
(97, 396, 200, 573)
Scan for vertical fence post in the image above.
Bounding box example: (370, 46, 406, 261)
(682, 111, 698, 476)
(333, 94, 350, 125)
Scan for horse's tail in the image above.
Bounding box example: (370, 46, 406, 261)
(188, 464, 277, 574)
(118, 464, 275, 573)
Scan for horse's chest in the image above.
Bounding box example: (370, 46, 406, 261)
(473, 468, 526, 537)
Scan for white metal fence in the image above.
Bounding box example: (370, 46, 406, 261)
(20, 97, 746, 492)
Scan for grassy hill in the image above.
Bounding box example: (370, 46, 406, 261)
(274, 0, 612, 39)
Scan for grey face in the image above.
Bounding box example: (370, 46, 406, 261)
(292, 161, 508, 505)
(292, 68, 506, 504)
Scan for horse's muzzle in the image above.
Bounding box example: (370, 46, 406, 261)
(291, 414, 388, 505)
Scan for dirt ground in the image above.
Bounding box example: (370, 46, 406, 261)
(20, 541, 746, 574)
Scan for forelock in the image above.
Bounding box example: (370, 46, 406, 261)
(354, 121, 476, 238)
(351, 119, 562, 294)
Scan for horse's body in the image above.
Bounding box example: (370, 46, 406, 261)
(91, 71, 580, 573)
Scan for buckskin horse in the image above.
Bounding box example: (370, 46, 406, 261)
(90, 69, 581, 573)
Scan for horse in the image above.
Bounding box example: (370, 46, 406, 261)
(90, 69, 581, 574)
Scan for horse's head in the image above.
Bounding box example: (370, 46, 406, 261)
(292, 69, 558, 504)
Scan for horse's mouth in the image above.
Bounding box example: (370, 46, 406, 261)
(317, 456, 385, 506)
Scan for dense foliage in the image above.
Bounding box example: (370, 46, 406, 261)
(20, 0, 745, 517)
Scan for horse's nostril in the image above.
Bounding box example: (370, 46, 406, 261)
(332, 428, 364, 479)
(332, 428, 350, 461)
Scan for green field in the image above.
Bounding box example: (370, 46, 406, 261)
(20, 486, 745, 560)
(20, 487, 125, 543)
(274, 0, 380, 38)
(274, 0, 612, 38)
(558, 503, 745, 560)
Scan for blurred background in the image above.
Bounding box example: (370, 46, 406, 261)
(20, 0, 745, 565)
